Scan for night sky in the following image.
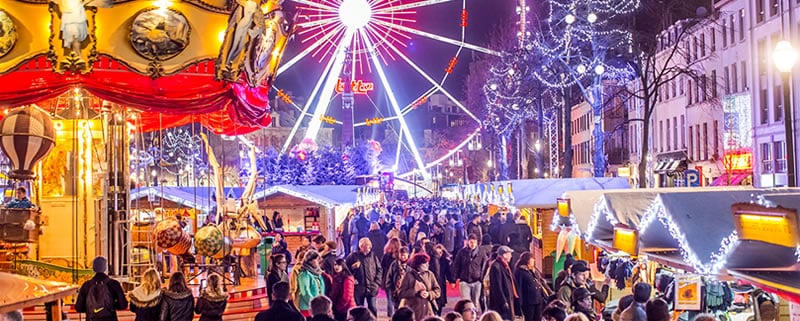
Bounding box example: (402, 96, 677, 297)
(274, 0, 516, 116)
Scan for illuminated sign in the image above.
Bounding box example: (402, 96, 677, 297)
(732, 203, 800, 248)
(336, 79, 374, 95)
(613, 226, 639, 256)
(723, 94, 752, 149)
(557, 198, 570, 217)
(723, 152, 753, 171)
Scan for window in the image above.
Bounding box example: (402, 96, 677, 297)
(688, 79, 694, 104)
(771, 0, 779, 17)
(722, 20, 728, 46)
(703, 122, 709, 160)
(713, 120, 719, 157)
(693, 37, 699, 60)
(761, 142, 773, 173)
(680, 76, 685, 94)
(775, 141, 787, 172)
(681, 115, 686, 148)
(666, 119, 671, 151)
(672, 80, 677, 98)
(741, 61, 748, 89)
(761, 88, 769, 124)
(758, 39, 767, 75)
(688, 126, 694, 159)
(701, 75, 708, 101)
(739, 9, 746, 41)
(710, 29, 716, 52)
(701, 33, 707, 57)
(730, 15, 736, 46)
(673, 117, 678, 151)
(659, 120, 664, 152)
(756, 0, 765, 23)
(724, 67, 730, 94)
(696, 125, 701, 161)
(711, 70, 717, 97)
(731, 65, 738, 92)
(775, 84, 784, 122)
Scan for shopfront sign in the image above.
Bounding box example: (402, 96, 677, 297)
(675, 274, 703, 311)
(613, 226, 638, 256)
(557, 198, 570, 217)
(732, 203, 800, 248)
(723, 151, 753, 171)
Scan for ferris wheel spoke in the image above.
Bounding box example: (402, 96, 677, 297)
(277, 25, 343, 76)
(373, 19, 500, 56)
(296, 16, 340, 29)
(293, 0, 339, 12)
(373, 0, 455, 13)
(304, 30, 356, 141)
(360, 29, 428, 177)
(380, 36, 481, 122)
(401, 88, 436, 115)
(281, 35, 345, 153)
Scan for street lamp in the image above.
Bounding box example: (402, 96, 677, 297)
(773, 40, 798, 187)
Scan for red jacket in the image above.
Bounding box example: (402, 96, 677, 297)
(331, 274, 356, 314)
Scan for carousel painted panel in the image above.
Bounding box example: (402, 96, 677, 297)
(0, 2, 50, 74)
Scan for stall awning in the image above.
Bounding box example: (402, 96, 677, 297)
(252, 185, 360, 208)
(464, 177, 631, 209)
(654, 160, 685, 173)
(130, 187, 244, 212)
(728, 270, 800, 304)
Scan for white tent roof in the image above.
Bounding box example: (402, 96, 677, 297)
(252, 185, 360, 208)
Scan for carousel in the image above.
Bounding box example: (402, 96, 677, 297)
(0, 0, 293, 297)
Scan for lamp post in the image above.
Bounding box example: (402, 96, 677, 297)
(773, 40, 798, 187)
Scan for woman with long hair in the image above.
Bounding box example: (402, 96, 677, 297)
(382, 237, 403, 317)
(160, 272, 194, 321)
(129, 269, 163, 321)
(297, 250, 326, 317)
(195, 274, 228, 321)
(397, 253, 441, 321)
(330, 258, 356, 321)
(267, 253, 289, 305)
(514, 252, 549, 321)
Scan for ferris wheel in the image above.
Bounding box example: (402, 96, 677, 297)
(274, 0, 500, 178)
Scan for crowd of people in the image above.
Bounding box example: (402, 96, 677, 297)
(62, 197, 732, 321)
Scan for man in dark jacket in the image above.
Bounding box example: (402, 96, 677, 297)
(75, 256, 128, 321)
(321, 241, 338, 275)
(488, 246, 516, 320)
(488, 214, 504, 245)
(346, 237, 383, 316)
(367, 222, 388, 261)
(452, 233, 488, 309)
(453, 215, 466, 255)
(255, 281, 304, 321)
(308, 296, 337, 321)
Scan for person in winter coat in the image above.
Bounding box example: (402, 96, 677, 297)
(321, 240, 338, 275)
(452, 215, 466, 255)
(368, 222, 389, 261)
(571, 288, 598, 321)
(160, 272, 194, 321)
(515, 216, 533, 250)
(289, 249, 308, 309)
(194, 274, 228, 321)
(387, 247, 411, 309)
(383, 237, 404, 317)
(432, 244, 453, 314)
(452, 234, 488, 308)
(128, 268, 162, 321)
(466, 215, 483, 244)
(340, 210, 353, 257)
(297, 250, 326, 316)
(397, 253, 442, 321)
(75, 256, 128, 321)
(346, 237, 383, 316)
(267, 253, 289, 306)
(442, 217, 456, 254)
(254, 281, 304, 321)
(556, 261, 610, 312)
(487, 246, 517, 321)
(514, 252, 549, 321)
(272, 233, 293, 266)
(330, 259, 357, 321)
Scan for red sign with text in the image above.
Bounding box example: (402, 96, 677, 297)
(336, 79, 375, 95)
(724, 152, 753, 171)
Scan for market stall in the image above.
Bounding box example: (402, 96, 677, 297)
(253, 185, 359, 249)
(725, 193, 800, 304)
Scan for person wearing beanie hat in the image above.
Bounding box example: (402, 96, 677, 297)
(75, 256, 128, 321)
(619, 283, 651, 321)
(297, 250, 326, 316)
(397, 253, 441, 321)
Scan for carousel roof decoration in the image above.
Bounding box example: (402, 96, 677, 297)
(0, 0, 294, 134)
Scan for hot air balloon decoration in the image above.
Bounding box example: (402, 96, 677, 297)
(0, 107, 56, 180)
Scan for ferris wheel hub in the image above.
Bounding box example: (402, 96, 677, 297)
(339, 0, 372, 29)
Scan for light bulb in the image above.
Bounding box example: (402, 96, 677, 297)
(565, 14, 575, 24)
(576, 64, 586, 74)
(594, 65, 606, 75)
(587, 13, 597, 23)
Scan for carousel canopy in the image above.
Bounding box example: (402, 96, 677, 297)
(253, 185, 361, 208)
(0, 272, 78, 314)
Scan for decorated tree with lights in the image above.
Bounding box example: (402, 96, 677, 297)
(532, 0, 639, 177)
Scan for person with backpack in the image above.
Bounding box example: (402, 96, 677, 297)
(160, 272, 195, 321)
(75, 256, 128, 321)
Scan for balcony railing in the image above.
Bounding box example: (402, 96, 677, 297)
(775, 159, 787, 173)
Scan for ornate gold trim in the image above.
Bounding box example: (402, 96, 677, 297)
(15, 0, 231, 14)
(128, 7, 192, 63)
(95, 53, 216, 77)
(0, 53, 49, 76)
